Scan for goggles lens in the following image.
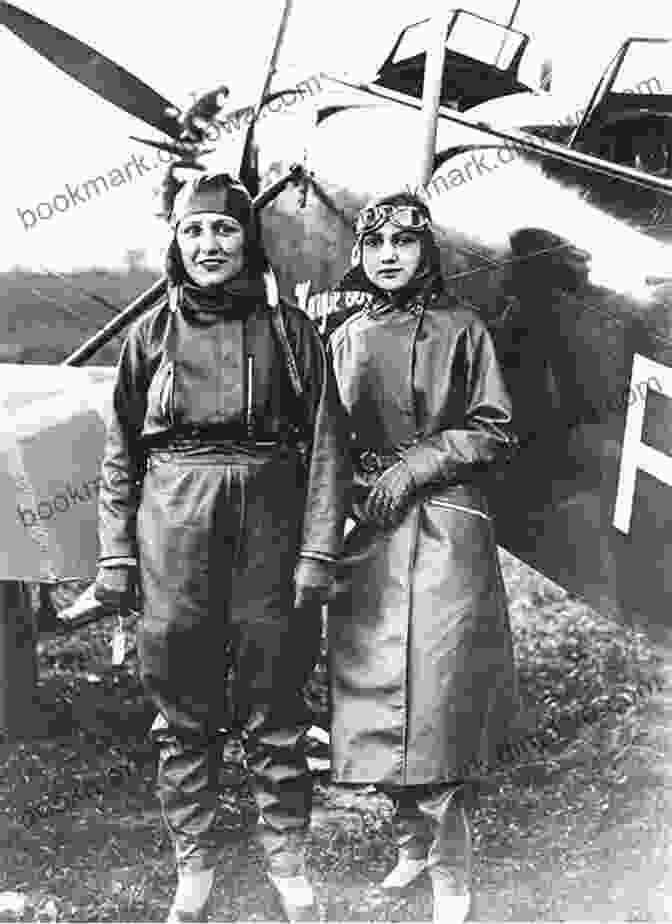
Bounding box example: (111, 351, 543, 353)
(355, 204, 430, 236)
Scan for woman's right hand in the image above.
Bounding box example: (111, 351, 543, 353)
(364, 461, 416, 530)
(93, 565, 137, 609)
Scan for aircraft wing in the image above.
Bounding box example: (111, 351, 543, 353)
(0, 365, 116, 581)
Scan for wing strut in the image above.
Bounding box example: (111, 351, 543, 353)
(239, 0, 296, 194)
(417, 8, 453, 187)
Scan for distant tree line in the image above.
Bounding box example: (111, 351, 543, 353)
(0, 255, 160, 365)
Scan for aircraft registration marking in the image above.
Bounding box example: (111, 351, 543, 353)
(614, 353, 672, 534)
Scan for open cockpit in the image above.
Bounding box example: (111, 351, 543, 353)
(373, 8, 532, 111)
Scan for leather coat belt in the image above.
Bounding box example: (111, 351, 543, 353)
(144, 425, 304, 455)
(148, 439, 288, 455)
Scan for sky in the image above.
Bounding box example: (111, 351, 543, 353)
(1, 0, 671, 272)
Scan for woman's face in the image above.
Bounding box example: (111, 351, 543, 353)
(176, 211, 245, 287)
(361, 220, 423, 292)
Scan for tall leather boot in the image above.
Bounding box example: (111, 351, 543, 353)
(166, 867, 216, 923)
(379, 797, 433, 893)
(268, 873, 316, 924)
(264, 827, 318, 923)
(151, 716, 221, 924)
(241, 688, 317, 924)
(422, 788, 472, 924)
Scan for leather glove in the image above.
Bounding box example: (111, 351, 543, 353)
(93, 565, 137, 610)
(364, 460, 416, 530)
(294, 557, 333, 609)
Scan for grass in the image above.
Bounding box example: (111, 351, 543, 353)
(0, 552, 665, 922)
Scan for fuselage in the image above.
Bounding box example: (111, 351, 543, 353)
(252, 71, 672, 637)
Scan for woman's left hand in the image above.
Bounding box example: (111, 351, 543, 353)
(364, 461, 416, 530)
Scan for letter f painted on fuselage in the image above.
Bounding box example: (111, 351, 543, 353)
(614, 354, 672, 534)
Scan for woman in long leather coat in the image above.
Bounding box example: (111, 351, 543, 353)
(93, 172, 350, 922)
(328, 192, 519, 923)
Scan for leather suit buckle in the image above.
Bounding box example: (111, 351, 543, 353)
(359, 450, 382, 475)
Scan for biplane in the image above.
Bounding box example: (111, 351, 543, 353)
(1, 0, 672, 683)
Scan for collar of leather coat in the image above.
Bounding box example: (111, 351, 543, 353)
(168, 273, 268, 323)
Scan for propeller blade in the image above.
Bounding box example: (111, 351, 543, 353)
(0, 1, 181, 138)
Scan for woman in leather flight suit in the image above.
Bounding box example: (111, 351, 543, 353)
(93, 172, 350, 922)
(328, 192, 519, 924)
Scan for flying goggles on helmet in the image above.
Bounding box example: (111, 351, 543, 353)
(355, 204, 431, 237)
